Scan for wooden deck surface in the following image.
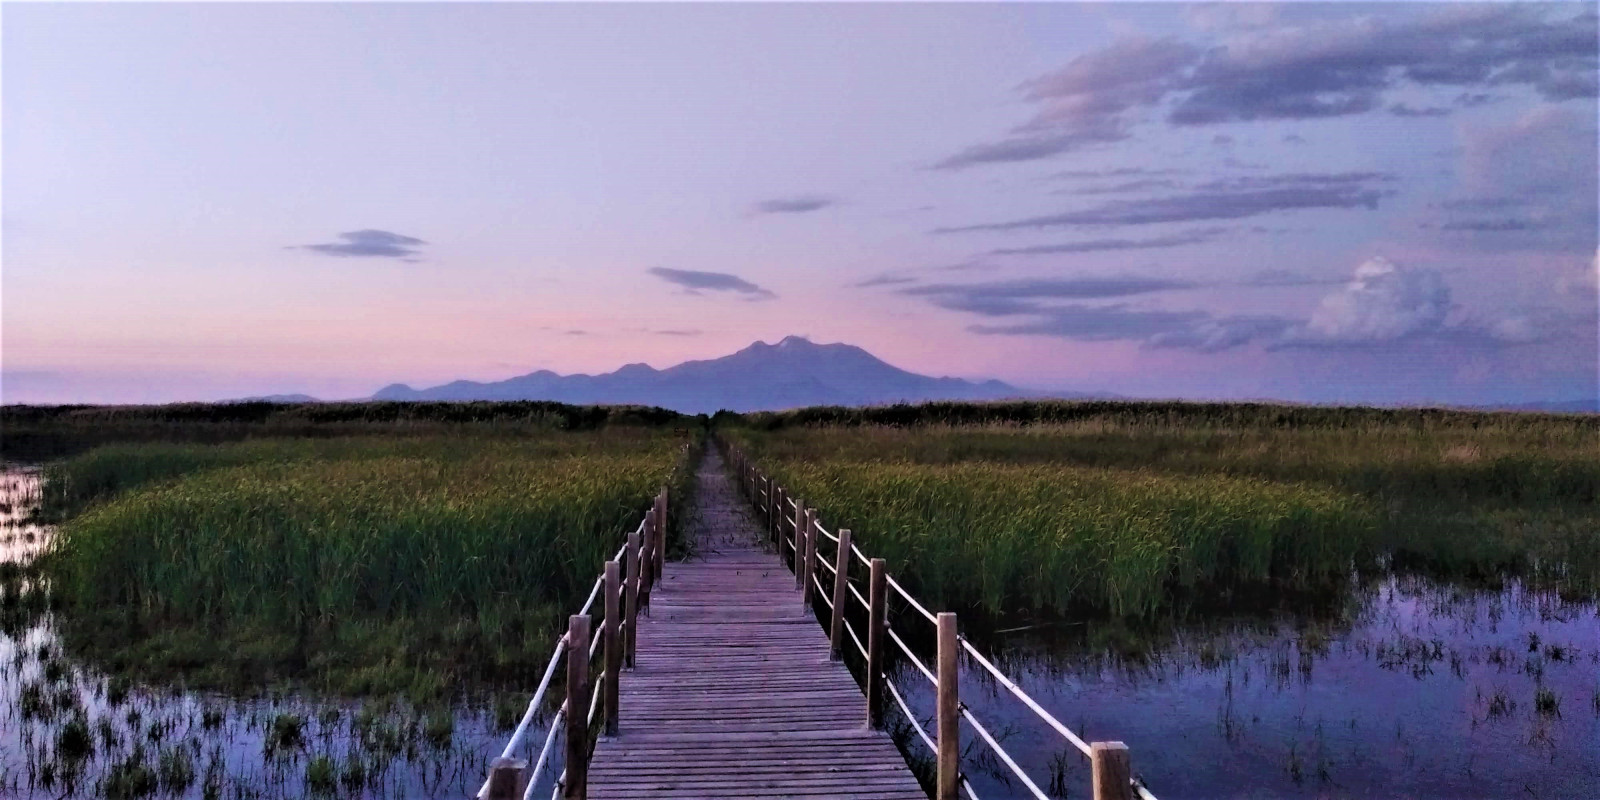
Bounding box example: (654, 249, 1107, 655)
(587, 450, 925, 799)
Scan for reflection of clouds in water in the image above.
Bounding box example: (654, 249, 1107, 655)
(928, 575, 1598, 799)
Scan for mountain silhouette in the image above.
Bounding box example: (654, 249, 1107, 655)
(371, 336, 1036, 413)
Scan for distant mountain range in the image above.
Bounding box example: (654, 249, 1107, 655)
(226, 337, 1595, 416)
(371, 336, 1038, 413)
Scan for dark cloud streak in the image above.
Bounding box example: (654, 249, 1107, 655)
(647, 267, 776, 298)
(297, 230, 426, 259)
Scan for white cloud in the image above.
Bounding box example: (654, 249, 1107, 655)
(1287, 257, 1451, 344)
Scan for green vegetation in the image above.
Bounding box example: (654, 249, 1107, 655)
(39, 425, 694, 696)
(1, 399, 689, 461)
(725, 401, 1598, 617)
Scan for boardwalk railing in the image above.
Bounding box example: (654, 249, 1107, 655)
(478, 486, 671, 800)
(726, 443, 1160, 800)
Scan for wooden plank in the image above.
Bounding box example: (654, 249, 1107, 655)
(586, 448, 923, 799)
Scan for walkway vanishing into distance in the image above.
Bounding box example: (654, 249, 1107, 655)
(585, 449, 925, 799)
(481, 442, 1150, 800)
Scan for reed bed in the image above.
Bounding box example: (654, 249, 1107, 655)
(39, 429, 693, 694)
(726, 404, 1599, 616)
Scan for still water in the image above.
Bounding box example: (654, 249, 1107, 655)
(892, 576, 1598, 799)
(0, 466, 530, 799)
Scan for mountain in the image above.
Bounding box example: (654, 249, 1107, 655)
(372, 336, 1034, 413)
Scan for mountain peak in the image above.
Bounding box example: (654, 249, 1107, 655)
(368, 338, 1037, 412)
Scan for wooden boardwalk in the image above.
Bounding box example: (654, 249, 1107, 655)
(587, 449, 925, 799)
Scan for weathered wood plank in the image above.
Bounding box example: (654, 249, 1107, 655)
(586, 448, 923, 799)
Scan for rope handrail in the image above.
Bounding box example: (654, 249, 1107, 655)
(959, 635, 1092, 757)
(577, 574, 605, 618)
(884, 676, 936, 754)
(494, 636, 568, 758)
(586, 671, 604, 725)
(961, 705, 1051, 800)
(848, 582, 869, 611)
(811, 573, 832, 608)
(887, 575, 937, 625)
(815, 522, 839, 544)
(816, 555, 837, 576)
(887, 628, 937, 686)
(843, 618, 869, 660)
(519, 703, 566, 800)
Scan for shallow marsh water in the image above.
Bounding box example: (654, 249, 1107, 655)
(891, 575, 1598, 799)
(0, 465, 560, 799)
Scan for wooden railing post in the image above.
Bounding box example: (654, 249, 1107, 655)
(639, 509, 656, 613)
(801, 508, 819, 607)
(485, 756, 528, 800)
(866, 558, 886, 728)
(792, 499, 807, 588)
(772, 486, 784, 547)
(624, 531, 639, 668)
(653, 490, 666, 577)
(937, 612, 959, 800)
(829, 530, 852, 660)
(564, 615, 590, 799)
(768, 481, 779, 543)
(1092, 742, 1133, 800)
(603, 560, 621, 737)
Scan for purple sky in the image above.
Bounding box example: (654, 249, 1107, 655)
(4, 3, 1596, 406)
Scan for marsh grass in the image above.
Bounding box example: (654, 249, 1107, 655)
(40, 429, 693, 694)
(725, 403, 1598, 616)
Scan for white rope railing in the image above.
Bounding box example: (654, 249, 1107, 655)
(849, 582, 870, 610)
(888, 628, 937, 686)
(961, 706, 1051, 800)
(519, 704, 565, 800)
(884, 677, 936, 753)
(888, 575, 937, 625)
(843, 618, 869, 660)
(494, 636, 566, 758)
(960, 636, 1091, 757)
(577, 574, 605, 617)
(811, 573, 831, 608)
(814, 522, 839, 543)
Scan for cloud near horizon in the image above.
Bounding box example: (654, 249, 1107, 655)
(908, 258, 1569, 353)
(648, 267, 776, 299)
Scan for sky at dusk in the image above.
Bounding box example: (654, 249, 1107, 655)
(4, 2, 1597, 406)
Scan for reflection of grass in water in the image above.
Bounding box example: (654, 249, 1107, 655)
(1535, 686, 1561, 717)
(3, 636, 506, 799)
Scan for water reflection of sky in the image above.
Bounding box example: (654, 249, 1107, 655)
(887, 577, 1598, 799)
(0, 465, 534, 799)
